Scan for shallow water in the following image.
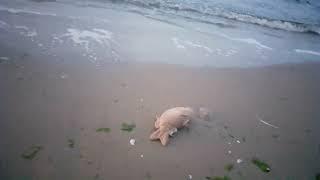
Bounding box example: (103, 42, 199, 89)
(0, 0, 319, 67)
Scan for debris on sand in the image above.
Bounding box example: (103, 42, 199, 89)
(60, 72, 68, 79)
(149, 107, 194, 146)
(236, 159, 243, 164)
(96, 128, 111, 133)
(251, 158, 271, 173)
(205, 175, 231, 180)
(121, 123, 136, 132)
(68, 139, 75, 148)
(224, 163, 234, 172)
(257, 115, 279, 129)
(227, 150, 232, 154)
(129, 138, 135, 145)
(21, 145, 43, 160)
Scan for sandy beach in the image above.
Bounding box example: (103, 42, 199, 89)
(1, 46, 320, 179)
(1, 0, 320, 179)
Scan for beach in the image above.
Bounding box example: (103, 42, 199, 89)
(1, 48, 320, 179)
(1, 0, 320, 179)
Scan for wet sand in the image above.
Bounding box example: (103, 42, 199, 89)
(0, 48, 320, 180)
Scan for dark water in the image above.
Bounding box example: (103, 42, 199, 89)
(0, 0, 320, 67)
(89, 0, 320, 35)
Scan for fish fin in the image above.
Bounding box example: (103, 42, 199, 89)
(160, 131, 170, 146)
(149, 128, 161, 140)
(183, 119, 190, 127)
(155, 115, 160, 128)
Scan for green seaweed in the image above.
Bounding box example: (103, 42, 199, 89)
(251, 158, 271, 173)
(68, 139, 75, 148)
(121, 123, 136, 132)
(96, 128, 111, 133)
(21, 145, 43, 160)
(205, 176, 231, 180)
(224, 163, 234, 172)
(316, 173, 320, 180)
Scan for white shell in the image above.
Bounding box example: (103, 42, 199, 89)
(129, 138, 135, 145)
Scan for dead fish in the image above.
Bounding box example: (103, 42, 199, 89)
(149, 107, 196, 146)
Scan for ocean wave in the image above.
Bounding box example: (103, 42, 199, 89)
(295, 49, 320, 56)
(103, 0, 320, 35)
(200, 9, 320, 35)
(0, 5, 57, 16)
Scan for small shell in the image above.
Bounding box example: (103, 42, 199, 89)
(129, 139, 135, 145)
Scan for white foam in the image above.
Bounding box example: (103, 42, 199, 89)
(62, 28, 113, 51)
(197, 29, 272, 50)
(14, 25, 28, 31)
(0, 57, 9, 61)
(232, 38, 272, 50)
(295, 49, 320, 56)
(15, 25, 38, 37)
(0, 5, 57, 16)
(219, 33, 272, 50)
(172, 37, 186, 49)
(0, 20, 10, 29)
(172, 37, 213, 54)
(185, 40, 213, 53)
